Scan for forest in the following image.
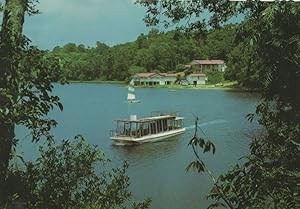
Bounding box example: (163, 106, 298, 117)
(51, 25, 248, 85)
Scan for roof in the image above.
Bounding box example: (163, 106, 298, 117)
(159, 73, 178, 77)
(188, 73, 207, 77)
(192, 60, 225, 65)
(134, 72, 179, 78)
(116, 115, 181, 123)
(134, 73, 162, 78)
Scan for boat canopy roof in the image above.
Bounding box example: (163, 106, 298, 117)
(115, 115, 181, 123)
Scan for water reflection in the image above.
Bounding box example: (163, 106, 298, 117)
(111, 135, 183, 165)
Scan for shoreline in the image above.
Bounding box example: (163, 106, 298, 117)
(135, 85, 259, 92)
(67, 80, 260, 92)
(68, 80, 126, 84)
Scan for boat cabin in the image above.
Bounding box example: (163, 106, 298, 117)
(111, 114, 184, 138)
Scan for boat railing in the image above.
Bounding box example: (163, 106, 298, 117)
(110, 130, 115, 137)
(150, 111, 180, 117)
(110, 129, 126, 137)
(110, 129, 142, 138)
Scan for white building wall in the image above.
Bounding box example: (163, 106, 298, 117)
(221, 64, 226, 72)
(132, 76, 177, 85)
(161, 77, 177, 84)
(186, 75, 207, 85)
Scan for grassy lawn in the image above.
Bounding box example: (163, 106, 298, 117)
(135, 81, 239, 90)
(66, 80, 257, 92)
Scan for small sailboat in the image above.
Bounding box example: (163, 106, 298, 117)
(127, 80, 140, 103)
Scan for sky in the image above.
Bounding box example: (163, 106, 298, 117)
(1, 0, 151, 50)
(0, 0, 241, 50)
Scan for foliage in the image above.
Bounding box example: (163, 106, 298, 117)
(51, 27, 236, 82)
(138, 1, 300, 209)
(0, 1, 150, 209)
(0, 36, 65, 187)
(214, 3, 300, 208)
(224, 28, 263, 88)
(129, 66, 146, 76)
(186, 117, 236, 209)
(205, 24, 236, 60)
(206, 71, 224, 84)
(0, 0, 66, 200)
(0, 40, 64, 130)
(175, 64, 186, 72)
(3, 136, 150, 209)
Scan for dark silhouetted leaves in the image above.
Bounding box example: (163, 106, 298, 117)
(186, 160, 205, 173)
(138, 1, 300, 209)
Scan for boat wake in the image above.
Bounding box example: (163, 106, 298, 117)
(185, 119, 227, 130)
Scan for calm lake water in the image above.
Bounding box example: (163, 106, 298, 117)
(17, 84, 261, 209)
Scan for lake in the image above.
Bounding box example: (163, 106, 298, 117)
(17, 83, 261, 209)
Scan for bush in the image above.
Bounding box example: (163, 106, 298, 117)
(175, 64, 186, 72)
(128, 66, 146, 76)
(207, 71, 224, 84)
(2, 136, 150, 209)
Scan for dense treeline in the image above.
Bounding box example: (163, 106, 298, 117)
(51, 25, 236, 82)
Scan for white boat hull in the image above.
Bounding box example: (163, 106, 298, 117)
(128, 99, 141, 103)
(111, 128, 186, 145)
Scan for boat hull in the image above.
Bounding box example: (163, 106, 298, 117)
(111, 128, 186, 145)
(127, 100, 141, 103)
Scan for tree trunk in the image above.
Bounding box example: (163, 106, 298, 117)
(0, 0, 27, 199)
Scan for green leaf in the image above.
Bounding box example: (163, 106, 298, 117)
(57, 102, 63, 111)
(203, 141, 215, 154)
(186, 160, 205, 173)
(207, 202, 227, 209)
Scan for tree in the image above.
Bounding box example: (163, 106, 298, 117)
(0, 0, 26, 184)
(62, 43, 78, 53)
(175, 64, 186, 72)
(50, 25, 235, 82)
(129, 66, 146, 76)
(205, 24, 236, 61)
(0, 1, 150, 208)
(225, 41, 262, 88)
(136, 33, 148, 49)
(0, 0, 65, 203)
(137, 1, 300, 208)
(95, 41, 109, 54)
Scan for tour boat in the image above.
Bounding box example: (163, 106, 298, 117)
(110, 113, 185, 145)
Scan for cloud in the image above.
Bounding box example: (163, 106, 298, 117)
(20, 0, 149, 49)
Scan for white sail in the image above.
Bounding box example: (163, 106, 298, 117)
(128, 86, 135, 92)
(127, 79, 140, 102)
(127, 92, 136, 100)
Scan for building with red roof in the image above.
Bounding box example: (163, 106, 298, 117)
(186, 73, 208, 85)
(190, 59, 226, 72)
(132, 72, 179, 86)
(132, 72, 208, 86)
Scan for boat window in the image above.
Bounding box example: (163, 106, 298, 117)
(157, 120, 162, 133)
(142, 122, 149, 136)
(167, 119, 172, 130)
(150, 122, 156, 134)
(163, 119, 168, 131)
(174, 120, 178, 129)
(123, 122, 131, 136)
